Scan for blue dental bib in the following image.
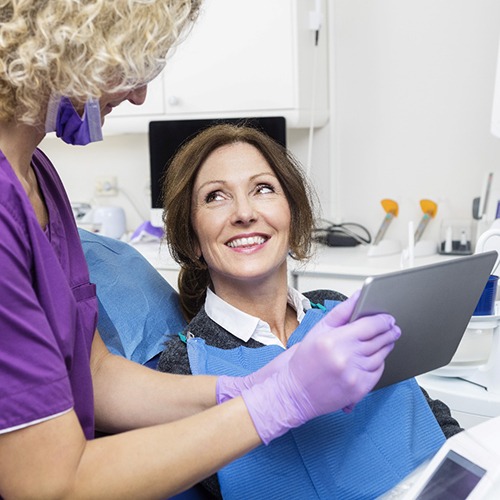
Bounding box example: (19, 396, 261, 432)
(187, 302, 445, 500)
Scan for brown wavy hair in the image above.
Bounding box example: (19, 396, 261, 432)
(162, 122, 318, 320)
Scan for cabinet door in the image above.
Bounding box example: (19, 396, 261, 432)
(162, 0, 296, 116)
(104, 0, 328, 134)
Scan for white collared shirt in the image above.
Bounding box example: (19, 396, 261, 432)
(204, 287, 312, 349)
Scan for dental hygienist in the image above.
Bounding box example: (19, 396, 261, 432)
(0, 1, 401, 498)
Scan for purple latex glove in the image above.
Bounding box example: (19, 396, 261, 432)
(216, 292, 361, 405)
(240, 295, 401, 445)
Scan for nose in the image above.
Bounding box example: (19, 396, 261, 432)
(232, 195, 257, 225)
(127, 85, 148, 106)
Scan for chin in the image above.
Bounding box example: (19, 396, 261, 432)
(102, 105, 113, 117)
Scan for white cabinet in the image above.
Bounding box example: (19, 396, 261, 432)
(103, 0, 328, 135)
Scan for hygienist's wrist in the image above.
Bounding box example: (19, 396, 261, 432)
(216, 375, 248, 404)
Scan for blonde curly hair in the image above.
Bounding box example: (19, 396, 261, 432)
(0, 0, 201, 125)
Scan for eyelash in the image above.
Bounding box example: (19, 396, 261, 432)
(205, 191, 222, 203)
(204, 183, 276, 204)
(256, 183, 275, 194)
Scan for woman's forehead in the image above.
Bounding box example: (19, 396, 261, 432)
(196, 143, 274, 180)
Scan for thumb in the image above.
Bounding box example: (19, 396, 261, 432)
(323, 289, 361, 328)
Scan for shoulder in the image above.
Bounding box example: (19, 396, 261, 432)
(157, 308, 213, 375)
(33, 148, 75, 230)
(187, 307, 264, 349)
(420, 386, 463, 438)
(189, 308, 264, 349)
(0, 154, 38, 262)
(0, 153, 30, 226)
(303, 289, 348, 304)
(157, 333, 191, 375)
(32, 149, 65, 191)
(157, 307, 265, 374)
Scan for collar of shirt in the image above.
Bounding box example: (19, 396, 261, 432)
(204, 287, 312, 348)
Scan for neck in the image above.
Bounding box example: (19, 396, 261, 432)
(0, 119, 45, 176)
(0, 119, 49, 229)
(212, 266, 298, 345)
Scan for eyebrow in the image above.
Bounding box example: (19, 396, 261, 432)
(194, 172, 277, 194)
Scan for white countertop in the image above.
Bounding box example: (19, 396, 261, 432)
(417, 373, 500, 419)
(290, 243, 456, 278)
(131, 239, 457, 277)
(130, 239, 180, 270)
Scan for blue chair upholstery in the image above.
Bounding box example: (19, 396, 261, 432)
(80, 230, 211, 499)
(79, 229, 186, 365)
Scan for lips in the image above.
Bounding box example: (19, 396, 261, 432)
(226, 235, 267, 248)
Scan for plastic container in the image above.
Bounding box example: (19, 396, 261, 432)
(473, 275, 499, 316)
(438, 219, 473, 255)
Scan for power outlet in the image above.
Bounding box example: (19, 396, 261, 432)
(95, 176, 118, 196)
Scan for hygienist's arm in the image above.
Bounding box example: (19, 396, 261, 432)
(0, 298, 400, 498)
(0, 390, 260, 499)
(90, 330, 217, 433)
(1, 330, 255, 498)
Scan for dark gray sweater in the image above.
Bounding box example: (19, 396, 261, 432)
(157, 289, 462, 499)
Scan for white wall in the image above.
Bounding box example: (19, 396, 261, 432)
(40, 127, 330, 235)
(41, 0, 500, 250)
(41, 134, 153, 232)
(330, 0, 500, 246)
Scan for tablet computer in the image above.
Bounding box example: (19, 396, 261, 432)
(349, 251, 498, 391)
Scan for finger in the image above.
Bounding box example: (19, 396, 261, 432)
(342, 403, 356, 414)
(345, 314, 397, 341)
(357, 325, 401, 356)
(362, 364, 386, 393)
(347, 364, 386, 402)
(322, 290, 361, 328)
(355, 341, 396, 372)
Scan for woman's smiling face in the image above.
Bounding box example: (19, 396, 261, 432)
(191, 141, 291, 290)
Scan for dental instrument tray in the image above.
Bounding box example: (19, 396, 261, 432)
(350, 251, 498, 391)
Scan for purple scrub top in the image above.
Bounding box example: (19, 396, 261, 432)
(0, 148, 97, 439)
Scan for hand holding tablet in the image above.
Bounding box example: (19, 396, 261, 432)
(349, 251, 498, 391)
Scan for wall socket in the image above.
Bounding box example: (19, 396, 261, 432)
(95, 175, 118, 196)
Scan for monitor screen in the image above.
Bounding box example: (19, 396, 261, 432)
(416, 450, 486, 500)
(148, 116, 287, 210)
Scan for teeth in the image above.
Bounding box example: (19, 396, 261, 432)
(227, 236, 266, 248)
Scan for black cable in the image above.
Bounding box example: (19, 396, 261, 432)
(313, 220, 372, 247)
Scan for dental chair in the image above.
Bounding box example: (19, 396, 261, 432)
(79, 229, 209, 500)
(79, 228, 186, 367)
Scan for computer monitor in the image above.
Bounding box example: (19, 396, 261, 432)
(148, 116, 286, 226)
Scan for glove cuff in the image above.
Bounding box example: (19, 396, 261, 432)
(241, 373, 307, 445)
(216, 375, 245, 405)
